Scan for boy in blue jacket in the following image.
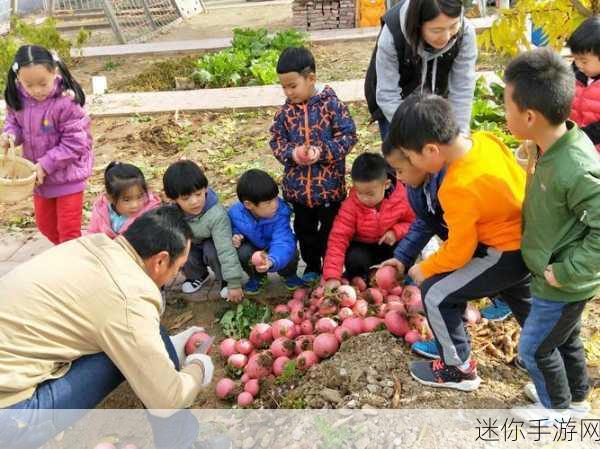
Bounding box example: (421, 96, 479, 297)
(228, 169, 305, 296)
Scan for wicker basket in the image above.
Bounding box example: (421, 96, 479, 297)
(0, 141, 36, 203)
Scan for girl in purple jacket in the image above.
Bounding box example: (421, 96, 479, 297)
(1, 45, 93, 244)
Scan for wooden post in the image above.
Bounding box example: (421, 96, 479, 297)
(102, 0, 126, 44)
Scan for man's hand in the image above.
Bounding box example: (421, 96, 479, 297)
(232, 234, 244, 248)
(169, 325, 206, 365)
(381, 258, 406, 276)
(378, 230, 398, 246)
(544, 265, 562, 288)
(408, 264, 426, 286)
(183, 353, 214, 386)
(228, 287, 244, 303)
(34, 163, 46, 185)
(324, 278, 341, 290)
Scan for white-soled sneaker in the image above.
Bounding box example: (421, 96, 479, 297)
(181, 275, 210, 294)
(512, 402, 572, 426)
(523, 383, 591, 417)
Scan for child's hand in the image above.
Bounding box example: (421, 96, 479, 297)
(292, 145, 305, 165)
(228, 288, 244, 303)
(378, 230, 397, 246)
(544, 265, 562, 288)
(34, 163, 46, 185)
(0, 133, 14, 155)
(252, 251, 273, 273)
(232, 234, 244, 248)
(381, 258, 406, 275)
(324, 279, 341, 290)
(408, 264, 425, 286)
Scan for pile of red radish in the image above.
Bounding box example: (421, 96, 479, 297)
(213, 265, 451, 407)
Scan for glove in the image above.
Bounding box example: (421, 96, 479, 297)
(184, 353, 214, 385)
(169, 325, 205, 366)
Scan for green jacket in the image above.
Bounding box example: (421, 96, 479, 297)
(522, 122, 600, 302)
(184, 190, 243, 289)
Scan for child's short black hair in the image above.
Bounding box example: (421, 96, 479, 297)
(351, 153, 388, 182)
(504, 48, 575, 126)
(104, 161, 148, 201)
(387, 94, 459, 153)
(163, 160, 208, 199)
(567, 17, 600, 57)
(276, 47, 316, 76)
(237, 169, 279, 204)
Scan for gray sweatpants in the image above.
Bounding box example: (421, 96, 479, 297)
(182, 239, 223, 282)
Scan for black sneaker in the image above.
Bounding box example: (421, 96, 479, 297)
(410, 359, 481, 392)
(181, 273, 210, 294)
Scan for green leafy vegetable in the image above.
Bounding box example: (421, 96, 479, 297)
(219, 300, 271, 340)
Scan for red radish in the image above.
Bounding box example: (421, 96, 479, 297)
(390, 286, 404, 297)
(249, 323, 273, 349)
(313, 333, 339, 358)
(387, 301, 406, 314)
(297, 350, 319, 370)
(270, 337, 295, 358)
(364, 288, 384, 305)
(376, 265, 398, 290)
(294, 324, 302, 335)
(338, 307, 354, 320)
(351, 276, 367, 292)
(273, 356, 291, 376)
(463, 304, 481, 325)
(295, 335, 315, 354)
(293, 288, 308, 302)
(295, 145, 319, 165)
(288, 298, 304, 312)
(352, 299, 368, 317)
(274, 304, 290, 315)
(219, 338, 237, 358)
(376, 304, 388, 318)
(244, 379, 260, 397)
(251, 251, 266, 267)
(384, 310, 410, 337)
(403, 286, 423, 313)
(312, 286, 325, 299)
(237, 392, 253, 407)
(272, 319, 297, 339)
(235, 339, 253, 355)
(300, 320, 314, 335)
(342, 317, 363, 335)
(248, 349, 258, 360)
(341, 278, 350, 285)
(184, 332, 213, 356)
(338, 285, 357, 304)
(228, 353, 248, 369)
(319, 298, 338, 316)
(316, 317, 338, 333)
(241, 373, 250, 384)
(245, 351, 274, 379)
(94, 444, 116, 449)
(386, 294, 402, 303)
(362, 317, 385, 333)
(404, 330, 422, 345)
(290, 308, 305, 324)
(216, 378, 237, 400)
(335, 326, 353, 343)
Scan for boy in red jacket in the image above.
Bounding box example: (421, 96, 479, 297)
(323, 153, 415, 288)
(567, 17, 600, 152)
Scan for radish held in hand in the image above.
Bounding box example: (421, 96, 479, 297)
(362, 317, 385, 333)
(270, 337, 295, 358)
(251, 251, 267, 267)
(228, 353, 248, 369)
(295, 145, 319, 165)
(235, 339, 253, 355)
(216, 378, 237, 400)
(351, 277, 367, 292)
(237, 392, 253, 407)
(219, 338, 237, 358)
(272, 319, 297, 339)
(316, 317, 338, 334)
(249, 323, 273, 349)
(314, 333, 339, 359)
(297, 350, 318, 370)
(184, 332, 213, 356)
(273, 356, 291, 376)
(404, 330, 422, 345)
(376, 266, 399, 290)
(384, 310, 410, 337)
(244, 379, 260, 397)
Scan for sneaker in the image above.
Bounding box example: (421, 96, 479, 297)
(523, 383, 591, 417)
(283, 275, 306, 291)
(194, 434, 233, 449)
(511, 402, 572, 426)
(302, 271, 321, 286)
(411, 340, 441, 359)
(410, 359, 481, 392)
(244, 277, 268, 296)
(480, 299, 512, 321)
(181, 274, 210, 294)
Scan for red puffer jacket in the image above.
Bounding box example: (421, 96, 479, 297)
(570, 65, 600, 152)
(322, 182, 415, 280)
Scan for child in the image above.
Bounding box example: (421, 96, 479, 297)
(567, 17, 600, 152)
(270, 47, 357, 286)
(504, 48, 599, 420)
(163, 160, 244, 303)
(322, 153, 414, 287)
(1, 45, 92, 244)
(386, 94, 531, 392)
(88, 162, 161, 238)
(228, 169, 304, 296)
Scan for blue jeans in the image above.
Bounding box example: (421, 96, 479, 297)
(378, 117, 390, 140)
(0, 326, 199, 449)
(519, 297, 589, 409)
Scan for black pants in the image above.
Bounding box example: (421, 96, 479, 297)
(421, 247, 531, 366)
(292, 201, 341, 274)
(237, 241, 299, 279)
(345, 241, 395, 280)
(182, 239, 222, 282)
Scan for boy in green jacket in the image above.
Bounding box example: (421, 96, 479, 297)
(505, 48, 600, 422)
(163, 161, 244, 302)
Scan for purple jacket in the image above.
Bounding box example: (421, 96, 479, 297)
(3, 78, 93, 198)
